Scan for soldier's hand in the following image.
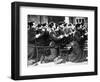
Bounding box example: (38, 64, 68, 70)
(35, 34, 40, 38)
(58, 35, 64, 39)
(64, 34, 68, 37)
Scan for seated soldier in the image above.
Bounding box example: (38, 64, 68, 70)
(40, 41, 57, 63)
(68, 41, 87, 62)
(35, 24, 51, 63)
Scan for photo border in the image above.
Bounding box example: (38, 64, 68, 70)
(11, 1, 98, 80)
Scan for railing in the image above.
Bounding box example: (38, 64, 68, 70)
(28, 42, 88, 62)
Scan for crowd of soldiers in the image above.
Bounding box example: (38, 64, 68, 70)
(28, 21, 88, 66)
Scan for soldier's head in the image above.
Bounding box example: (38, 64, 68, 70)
(68, 23, 72, 28)
(28, 22, 33, 29)
(42, 23, 48, 29)
(59, 22, 64, 30)
(49, 22, 56, 30)
(64, 23, 67, 27)
(75, 23, 83, 31)
(64, 23, 68, 28)
(31, 21, 36, 28)
(42, 23, 47, 26)
(37, 24, 42, 29)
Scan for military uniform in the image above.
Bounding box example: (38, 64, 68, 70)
(28, 28, 37, 60)
(35, 28, 50, 46)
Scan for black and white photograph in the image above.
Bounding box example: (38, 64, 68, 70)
(28, 15, 88, 66)
(11, 2, 97, 80)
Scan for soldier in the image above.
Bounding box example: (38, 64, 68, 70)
(28, 21, 37, 44)
(28, 21, 37, 65)
(35, 23, 52, 63)
(35, 23, 50, 46)
(49, 23, 64, 46)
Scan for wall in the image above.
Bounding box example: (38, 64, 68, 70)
(28, 15, 41, 25)
(28, 15, 48, 25)
(0, 0, 99, 82)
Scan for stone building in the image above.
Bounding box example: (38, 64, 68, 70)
(28, 15, 88, 26)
